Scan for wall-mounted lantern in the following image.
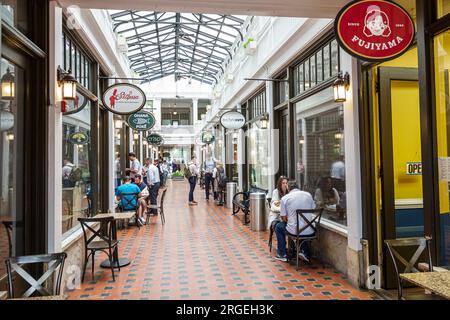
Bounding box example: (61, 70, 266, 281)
(333, 72, 350, 103)
(133, 132, 139, 140)
(115, 119, 123, 128)
(57, 66, 77, 100)
(260, 114, 269, 129)
(1, 68, 15, 100)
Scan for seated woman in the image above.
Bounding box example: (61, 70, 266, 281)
(268, 176, 290, 229)
(314, 176, 340, 220)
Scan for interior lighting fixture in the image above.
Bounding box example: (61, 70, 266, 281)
(333, 72, 350, 103)
(57, 66, 77, 100)
(1, 68, 15, 100)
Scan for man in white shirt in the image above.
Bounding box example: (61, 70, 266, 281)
(114, 155, 121, 188)
(62, 159, 75, 187)
(275, 181, 315, 262)
(188, 157, 199, 205)
(331, 155, 345, 181)
(203, 156, 216, 200)
(127, 152, 141, 178)
(146, 158, 160, 214)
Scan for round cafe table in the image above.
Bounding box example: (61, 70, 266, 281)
(96, 212, 133, 268)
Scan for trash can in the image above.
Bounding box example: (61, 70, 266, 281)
(226, 182, 237, 209)
(250, 192, 266, 231)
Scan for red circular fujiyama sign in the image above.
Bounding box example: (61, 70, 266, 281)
(335, 0, 415, 61)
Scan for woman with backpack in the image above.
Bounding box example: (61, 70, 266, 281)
(212, 161, 227, 206)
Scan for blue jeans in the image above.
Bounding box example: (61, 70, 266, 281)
(189, 176, 197, 202)
(275, 221, 312, 258)
(149, 182, 160, 213)
(204, 173, 213, 199)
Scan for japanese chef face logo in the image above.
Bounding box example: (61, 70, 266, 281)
(363, 5, 391, 37)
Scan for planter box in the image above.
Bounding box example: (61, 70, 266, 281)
(171, 176, 185, 181)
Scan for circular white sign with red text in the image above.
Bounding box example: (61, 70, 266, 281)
(102, 83, 146, 115)
(335, 0, 415, 62)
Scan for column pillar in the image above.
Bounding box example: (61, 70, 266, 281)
(237, 103, 244, 192)
(192, 98, 198, 126)
(154, 98, 162, 130)
(266, 81, 276, 194)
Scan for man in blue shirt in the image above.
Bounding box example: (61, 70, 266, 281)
(116, 176, 143, 225)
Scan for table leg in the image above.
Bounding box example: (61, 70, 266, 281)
(100, 219, 131, 269)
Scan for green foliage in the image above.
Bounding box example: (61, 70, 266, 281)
(172, 170, 184, 177)
(243, 37, 254, 49)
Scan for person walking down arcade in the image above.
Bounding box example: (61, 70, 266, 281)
(186, 157, 199, 206)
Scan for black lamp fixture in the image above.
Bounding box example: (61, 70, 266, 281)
(57, 66, 77, 100)
(1, 68, 15, 100)
(260, 113, 269, 129)
(333, 72, 350, 103)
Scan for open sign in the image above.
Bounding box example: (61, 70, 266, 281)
(406, 162, 422, 175)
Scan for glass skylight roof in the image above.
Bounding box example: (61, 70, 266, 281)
(110, 11, 246, 85)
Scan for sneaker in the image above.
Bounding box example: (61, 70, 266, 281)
(275, 254, 288, 262)
(189, 202, 198, 206)
(192, 200, 198, 204)
(139, 217, 146, 225)
(298, 251, 310, 263)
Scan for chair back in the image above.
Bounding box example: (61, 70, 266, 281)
(295, 208, 324, 236)
(118, 192, 139, 211)
(78, 217, 115, 250)
(384, 236, 433, 299)
(5, 252, 67, 298)
(2, 221, 12, 257)
(160, 188, 167, 212)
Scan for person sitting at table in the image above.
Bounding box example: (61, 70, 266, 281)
(275, 181, 315, 262)
(314, 176, 340, 220)
(133, 174, 150, 222)
(268, 175, 289, 229)
(116, 176, 144, 226)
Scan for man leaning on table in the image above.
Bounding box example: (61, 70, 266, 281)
(275, 181, 315, 263)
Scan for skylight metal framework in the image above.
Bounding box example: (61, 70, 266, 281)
(111, 11, 245, 85)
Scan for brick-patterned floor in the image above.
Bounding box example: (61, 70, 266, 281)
(66, 180, 377, 300)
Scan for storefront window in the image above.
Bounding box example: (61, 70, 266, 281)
(434, 30, 450, 265)
(61, 103, 93, 236)
(0, 58, 24, 276)
(295, 100, 347, 226)
(247, 123, 270, 190)
(2, 0, 28, 35)
(437, 0, 450, 18)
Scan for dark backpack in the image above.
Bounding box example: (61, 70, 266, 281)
(217, 167, 227, 188)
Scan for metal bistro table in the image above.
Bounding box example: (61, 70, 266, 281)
(400, 271, 450, 300)
(96, 212, 135, 269)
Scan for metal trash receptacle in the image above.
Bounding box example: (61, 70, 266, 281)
(226, 182, 237, 209)
(250, 192, 266, 231)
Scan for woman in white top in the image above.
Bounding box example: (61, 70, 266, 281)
(314, 176, 340, 219)
(268, 176, 289, 229)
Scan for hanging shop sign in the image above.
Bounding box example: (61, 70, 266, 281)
(62, 91, 88, 115)
(127, 111, 156, 131)
(146, 133, 163, 146)
(406, 162, 422, 175)
(68, 131, 89, 145)
(102, 83, 146, 115)
(334, 0, 415, 62)
(201, 131, 215, 144)
(0, 109, 14, 131)
(220, 111, 246, 130)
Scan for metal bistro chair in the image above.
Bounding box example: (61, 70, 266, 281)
(78, 217, 119, 282)
(5, 252, 67, 298)
(384, 236, 444, 300)
(2, 221, 12, 257)
(146, 187, 167, 225)
(118, 192, 142, 228)
(286, 208, 324, 271)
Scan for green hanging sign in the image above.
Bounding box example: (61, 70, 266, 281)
(146, 133, 163, 146)
(201, 132, 215, 144)
(127, 111, 156, 131)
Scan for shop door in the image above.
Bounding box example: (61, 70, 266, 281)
(378, 67, 425, 289)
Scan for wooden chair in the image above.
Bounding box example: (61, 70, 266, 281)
(5, 253, 67, 298)
(384, 236, 444, 300)
(147, 188, 167, 225)
(78, 217, 119, 282)
(286, 208, 324, 271)
(117, 192, 142, 228)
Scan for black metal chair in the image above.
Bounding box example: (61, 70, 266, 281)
(78, 217, 119, 282)
(286, 208, 324, 271)
(5, 252, 67, 298)
(2, 221, 12, 257)
(384, 236, 444, 300)
(147, 187, 167, 225)
(118, 192, 142, 228)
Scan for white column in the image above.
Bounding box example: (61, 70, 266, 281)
(48, 3, 62, 253)
(154, 98, 162, 130)
(342, 53, 362, 252)
(236, 104, 245, 192)
(192, 98, 198, 126)
(107, 112, 115, 212)
(139, 132, 143, 164)
(266, 81, 276, 194)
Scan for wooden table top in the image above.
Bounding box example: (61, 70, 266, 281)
(96, 212, 135, 220)
(9, 295, 66, 300)
(400, 271, 450, 299)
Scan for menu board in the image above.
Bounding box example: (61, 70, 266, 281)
(438, 157, 450, 181)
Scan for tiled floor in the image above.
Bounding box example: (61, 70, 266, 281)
(66, 180, 377, 300)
